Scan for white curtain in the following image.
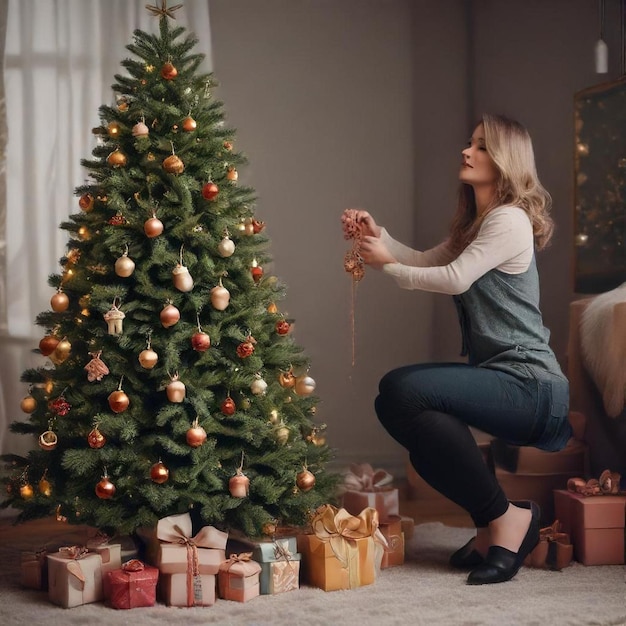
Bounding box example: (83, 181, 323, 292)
(0, 0, 212, 457)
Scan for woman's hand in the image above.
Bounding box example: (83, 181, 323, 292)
(341, 209, 382, 239)
(360, 235, 397, 270)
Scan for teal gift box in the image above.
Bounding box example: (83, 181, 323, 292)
(227, 536, 300, 595)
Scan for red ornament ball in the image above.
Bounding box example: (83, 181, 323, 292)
(202, 182, 219, 201)
(275, 320, 291, 335)
(95, 476, 116, 499)
(220, 397, 236, 416)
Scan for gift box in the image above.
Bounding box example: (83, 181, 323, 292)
(154, 513, 227, 607)
(107, 559, 159, 609)
(160, 573, 216, 607)
(218, 553, 262, 602)
(379, 516, 404, 569)
(227, 535, 301, 595)
(341, 463, 399, 521)
(47, 548, 103, 608)
(553, 489, 625, 565)
(297, 504, 386, 591)
(90, 542, 122, 597)
(20, 549, 49, 590)
(524, 520, 573, 571)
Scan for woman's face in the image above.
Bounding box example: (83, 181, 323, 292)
(459, 124, 499, 189)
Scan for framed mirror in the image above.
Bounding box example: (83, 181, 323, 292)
(573, 77, 626, 294)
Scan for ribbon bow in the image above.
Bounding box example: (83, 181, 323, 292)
(122, 559, 145, 573)
(273, 540, 293, 562)
(58, 545, 89, 588)
(343, 463, 393, 492)
(221, 552, 261, 576)
(311, 504, 387, 587)
(567, 469, 622, 497)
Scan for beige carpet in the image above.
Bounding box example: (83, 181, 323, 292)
(0, 518, 624, 626)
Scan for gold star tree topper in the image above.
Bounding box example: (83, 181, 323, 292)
(146, 1, 183, 19)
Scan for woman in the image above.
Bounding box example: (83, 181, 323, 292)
(343, 114, 572, 585)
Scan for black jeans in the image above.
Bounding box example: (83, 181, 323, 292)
(374, 362, 571, 527)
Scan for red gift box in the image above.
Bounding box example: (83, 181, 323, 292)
(553, 489, 625, 565)
(107, 559, 158, 609)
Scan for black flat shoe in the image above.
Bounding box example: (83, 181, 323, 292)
(449, 537, 484, 569)
(466, 506, 541, 585)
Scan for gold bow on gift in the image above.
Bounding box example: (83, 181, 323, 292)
(58, 545, 90, 588)
(525, 520, 573, 571)
(567, 469, 622, 497)
(343, 463, 394, 492)
(311, 504, 388, 588)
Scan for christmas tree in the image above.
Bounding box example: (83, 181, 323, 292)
(2, 2, 338, 538)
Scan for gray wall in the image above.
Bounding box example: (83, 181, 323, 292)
(209, 0, 623, 476)
(3, 0, 620, 476)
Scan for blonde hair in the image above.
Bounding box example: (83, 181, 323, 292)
(448, 113, 554, 254)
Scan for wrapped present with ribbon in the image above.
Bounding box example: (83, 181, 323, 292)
(379, 515, 405, 569)
(107, 559, 159, 609)
(297, 504, 387, 592)
(85, 532, 122, 597)
(20, 547, 49, 590)
(155, 512, 228, 607)
(227, 535, 301, 595)
(524, 520, 573, 571)
(47, 545, 103, 608)
(218, 552, 262, 602)
(341, 463, 399, 522)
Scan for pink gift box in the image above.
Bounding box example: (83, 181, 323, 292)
(218, 555, 262, 602)
(107, 560, 158, 609)
(553, 489, 625, 565)
(47, 551, 103, 608)
(20, 550, 48, 590)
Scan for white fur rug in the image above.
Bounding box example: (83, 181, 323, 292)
(1, 522, 625, 626)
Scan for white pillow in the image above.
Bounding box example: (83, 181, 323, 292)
(579, 282, 626, 418)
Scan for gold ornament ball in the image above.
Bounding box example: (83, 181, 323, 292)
(210, 285, 230, 311)
(95, 476, 116, 500)
(144, 216, 164, 238)
(115, 254, 135, 278)
(50, 291, 70, 312)
(296, 468, 316, 492)
(295, 375, 316, 397)
(163, 154, 184, 174)
(262, 522, 277, 537)
(182, 116, 197, 132)
(150, 461, 170, 484)
(275, 425, 290, 445)
(138, 348, 159, 369)
(107, 149, 127, 168)
(50, 339, 71, 364)
(108, 389, 130, 413)
(38, 478, 52, 497)
(20, 484, 34, 500)
(20, 395, 37, 413)
(160, 303, 181, 328)
(226, 168, 238, 181)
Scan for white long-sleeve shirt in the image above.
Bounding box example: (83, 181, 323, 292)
(381, 206, 534, 295)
